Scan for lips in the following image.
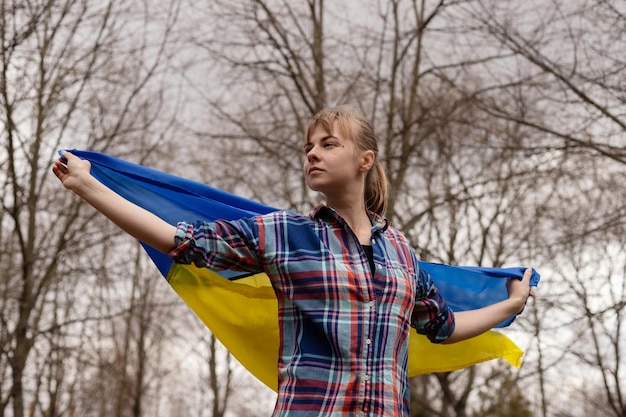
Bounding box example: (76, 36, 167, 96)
(308, 167, 324, 175)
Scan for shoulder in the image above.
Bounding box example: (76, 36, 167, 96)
(254, 209, 317, 232)
(257, 209, 311, 224)
(382, 224, 412, 247)
(380, 224, 420, 269)
(256, 209, 326, 253)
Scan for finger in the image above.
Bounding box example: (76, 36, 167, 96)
(59, 151, 83, 172)
(524, 268, 536, 298)
(53, 156, 68, 170)
(59, 150, 73, 163)
(51, 163, 65, 179)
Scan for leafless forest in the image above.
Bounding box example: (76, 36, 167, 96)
(1, 1, 624, 416)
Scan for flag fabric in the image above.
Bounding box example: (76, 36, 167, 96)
(66, 149, 540, 392)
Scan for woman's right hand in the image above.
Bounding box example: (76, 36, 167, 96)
(51, 149, 178, 253)
(52, 150, 93, 193)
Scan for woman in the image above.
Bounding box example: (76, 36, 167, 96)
(53, 106, 532, 416)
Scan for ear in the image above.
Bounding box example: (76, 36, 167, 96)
(360, 150, 375, 172)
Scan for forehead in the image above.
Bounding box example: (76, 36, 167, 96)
(305, 117, 355, 143)
(307, 123, 335, 142)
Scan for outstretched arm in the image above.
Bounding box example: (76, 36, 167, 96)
(52, 150, 177, 253)
(443, 268, 534, 344)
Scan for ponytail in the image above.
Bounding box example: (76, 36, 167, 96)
(365, 159, 388, 216)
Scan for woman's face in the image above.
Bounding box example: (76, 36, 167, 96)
(303, 122, 370, 197)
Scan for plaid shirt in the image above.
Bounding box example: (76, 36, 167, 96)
(169, 205, 455, 416)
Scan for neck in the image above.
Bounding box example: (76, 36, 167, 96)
(325, 195, 372, 245)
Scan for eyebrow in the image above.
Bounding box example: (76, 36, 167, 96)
(304, 135, 339, 148)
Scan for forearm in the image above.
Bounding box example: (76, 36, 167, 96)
(443, 297, 525, 344)
(441, 268, 533, 344)
(74, 174, 177, 253)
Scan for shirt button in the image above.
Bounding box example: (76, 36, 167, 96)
(376, 264, 383, 270)
(358, 412, 366, 417)
(366, 338, 372, 345)
(368, 300, 375, 307)
(371, 239, 376, 245)
(363, 374, 369, 381)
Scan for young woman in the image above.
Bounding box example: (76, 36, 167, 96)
(53, 106, 532, 416)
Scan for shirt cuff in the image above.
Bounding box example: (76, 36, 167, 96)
(168, 221, 194, 261)
(427, 309, 456, 344)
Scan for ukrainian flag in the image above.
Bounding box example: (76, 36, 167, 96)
(66, 150, 540, 391)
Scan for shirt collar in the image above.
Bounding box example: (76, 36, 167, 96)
(310, 204, 389, 234)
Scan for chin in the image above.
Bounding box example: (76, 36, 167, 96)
(306, 181, 326, 194)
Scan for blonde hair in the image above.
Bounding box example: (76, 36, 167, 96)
(305, 105, 388, 215)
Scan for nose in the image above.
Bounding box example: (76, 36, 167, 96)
(306, 146, 320, 162)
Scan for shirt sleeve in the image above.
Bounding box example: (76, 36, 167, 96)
(411, 267, 456, 344)
(168, 217, 264, 274)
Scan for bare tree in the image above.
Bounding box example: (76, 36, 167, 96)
(0, 1, 182, 416)
(461, 0, 625, 164)
(2, 0, 621, 415)
(447, 2, 625, 415)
